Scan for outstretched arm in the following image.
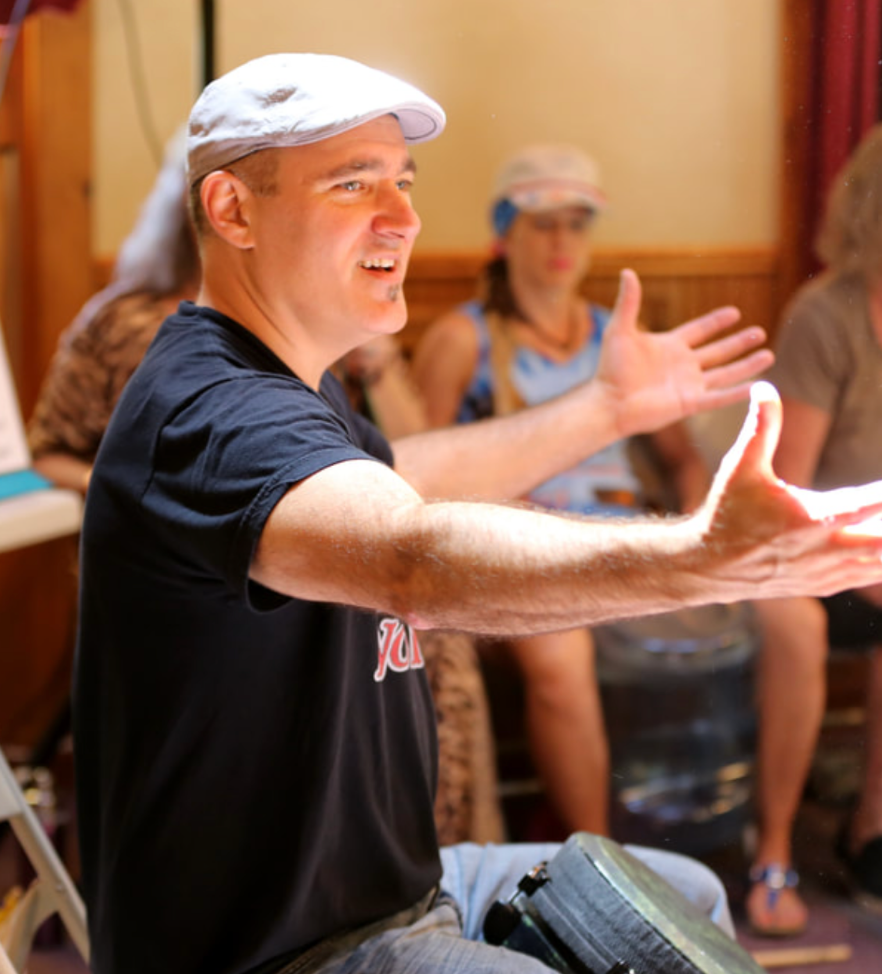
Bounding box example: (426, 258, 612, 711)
(252, 383, 882, 635)
(394, 270, 772, 500)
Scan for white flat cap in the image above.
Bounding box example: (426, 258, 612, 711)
(187, 52, 446, 185)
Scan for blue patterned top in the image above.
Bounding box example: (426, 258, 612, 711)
(456, 300, 642, 515)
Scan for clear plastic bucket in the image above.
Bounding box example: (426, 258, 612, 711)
(595, 602, 758, 855)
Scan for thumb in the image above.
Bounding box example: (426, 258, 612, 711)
(714, 381, 782, 487)
(609, 268, 642, 332)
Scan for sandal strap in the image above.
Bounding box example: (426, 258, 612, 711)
(750, 863, 799, 907)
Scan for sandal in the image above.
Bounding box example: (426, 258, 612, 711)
(745, 863, 808, 938)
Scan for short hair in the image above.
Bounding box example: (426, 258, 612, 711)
(815, 123, 882, 281)
(189, 149, 281, 241)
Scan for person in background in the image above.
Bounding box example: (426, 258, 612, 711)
(412, 144, 711, 837)
(338, 334, 428, 439)
(73, 53, 882, 974)
(747, 123, 882, 936)
(27, 127, 200, 493)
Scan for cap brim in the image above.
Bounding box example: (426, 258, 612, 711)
(511, 187, 608, 214)
(188, 104, 445, 185)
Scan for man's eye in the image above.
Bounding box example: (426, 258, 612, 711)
(340, 180, 363, 191)
(396, 179, 414, 192)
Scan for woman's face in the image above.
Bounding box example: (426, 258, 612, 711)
(503, 205, 595, 293)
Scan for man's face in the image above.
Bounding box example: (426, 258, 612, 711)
(246, 115, 422, 350)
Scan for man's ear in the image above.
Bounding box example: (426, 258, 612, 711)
(200, 171, 255, 249)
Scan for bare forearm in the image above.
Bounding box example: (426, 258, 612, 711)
(33, 452, 92, 494)
(256, 486, 706, 634)
(380, 502, 709, 633)
(260, 487, 882, 639)
(392, 383, 621, 500)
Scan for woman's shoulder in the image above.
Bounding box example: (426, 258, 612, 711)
(418, 303, 484, 354)
(67, 290, 171, 374)
(783, 272, 861, 323)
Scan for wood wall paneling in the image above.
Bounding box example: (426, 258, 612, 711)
(399, 247, 781, 355)
(96, 246, 782, 355)
(0, 4, 91, 749)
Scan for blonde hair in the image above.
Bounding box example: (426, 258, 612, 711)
(816, 123, 882, 282)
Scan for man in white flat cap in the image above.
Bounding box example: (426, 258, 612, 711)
(74, 52, 882, 974)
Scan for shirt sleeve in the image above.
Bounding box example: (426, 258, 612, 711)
(767, 285, 853, 416)
(142, 371, 392, 602)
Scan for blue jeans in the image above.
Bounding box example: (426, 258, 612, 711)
(276, 841, 734, 973)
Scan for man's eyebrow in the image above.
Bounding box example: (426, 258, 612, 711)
(323, 157, 417, 180)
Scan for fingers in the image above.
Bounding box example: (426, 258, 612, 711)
(681, 349, 776, 415)
(672, 305, 743, 346)
(806, 555, 882, 598)
(702, 346, 775, 390)
(737, 380, 782, 478)
(694, 326, 770, 371)
(609, 268, 642, 332)
(845, 515, 882, 537)
(713, 381, 781, 485)
(791, 479, 882, 526)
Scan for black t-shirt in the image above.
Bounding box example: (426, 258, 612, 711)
(74, 303, 440, 974)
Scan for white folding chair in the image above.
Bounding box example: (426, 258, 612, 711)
(0, 747, 88, 972)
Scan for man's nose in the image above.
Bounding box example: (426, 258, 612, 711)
(373, 187, 421, 240)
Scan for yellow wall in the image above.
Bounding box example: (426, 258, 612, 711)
(92, 0, 780, 256)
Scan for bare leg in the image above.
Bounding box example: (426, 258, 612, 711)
(747, 596, 828, 934)
(508, 627, 610, 836)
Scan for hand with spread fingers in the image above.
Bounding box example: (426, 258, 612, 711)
(696, 381, 882, 602)
(594, 269, 773, 440)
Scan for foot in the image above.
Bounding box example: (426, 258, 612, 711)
(745, 863, 808, 938)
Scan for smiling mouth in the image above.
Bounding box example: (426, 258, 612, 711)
(359, 258, 397, 272)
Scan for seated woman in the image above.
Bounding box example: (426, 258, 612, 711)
(27, 128, 200, 493)
(412, 144, 710, 837)
(746, 123, 882, 937)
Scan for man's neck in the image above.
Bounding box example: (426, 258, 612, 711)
(196, 281, 332, 390)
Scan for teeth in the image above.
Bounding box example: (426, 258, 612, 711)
(360, 259, 395, 270)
